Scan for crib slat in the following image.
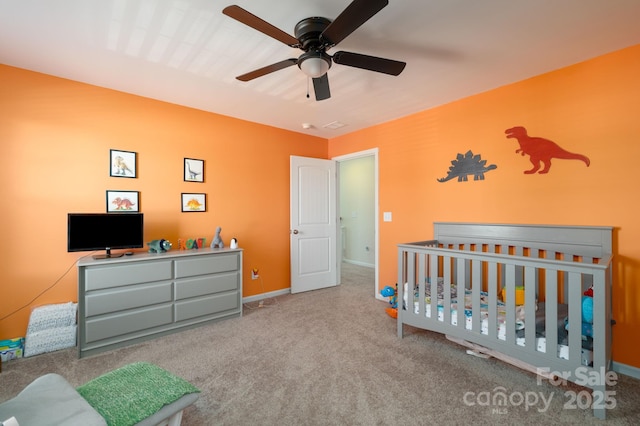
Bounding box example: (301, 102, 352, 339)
(457, 257, 466, 331)
(583, 256, 594, 291)
(505, 264, 516, 345)
(428, 254, 436, 320)
(514, 246, 524, 286)
(487, 262, 498, 340)
(451, 248, 458, 285)
(544, 269, 558, 362)
(568, 271, 582, 366)
(408, 251, 416, 311)
(463, 244, 471, 289)
(471, 260, 482, 332)
(559, 251, 569, 302)
(531, 248, 541, 299)
(523, 266, 535, 352)
(592, 268, 609, 420)
(443, 256, 452, 325)
(397, 249, 406, 338)
(592, 268, 608, 370)
(419, 251, 427, 317)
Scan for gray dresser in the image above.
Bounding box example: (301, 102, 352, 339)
(77, 248, 242, 358)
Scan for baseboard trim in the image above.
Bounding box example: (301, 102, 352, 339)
(342, 259, 374, 268)
(612, 361, 640, 380)
(243, 289, 290, 304)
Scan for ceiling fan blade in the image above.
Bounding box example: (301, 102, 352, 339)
(223, 5, 300, 48)
(332, 51, 406, 76)
(236, 59, 298, 82)
(313, 74, 331, 101)
(320, 0, 388, 48)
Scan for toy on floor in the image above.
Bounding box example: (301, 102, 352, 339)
(381, 285, 398, 318)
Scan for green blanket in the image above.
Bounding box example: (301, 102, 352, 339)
(77, 362, 200, 426)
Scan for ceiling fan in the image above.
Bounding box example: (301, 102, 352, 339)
(222, 0, 406, 101)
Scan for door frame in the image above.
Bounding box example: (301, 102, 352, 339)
(333, 148, 379, 298)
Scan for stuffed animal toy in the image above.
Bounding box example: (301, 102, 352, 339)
(210, 226, 224, 248)
(381, 285, 398, 319)
(147, 239, 172, 253)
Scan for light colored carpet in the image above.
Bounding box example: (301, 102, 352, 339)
(1, 263, 639, 425)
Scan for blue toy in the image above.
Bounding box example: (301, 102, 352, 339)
(147, 239, 172, 253)
(381, 285, 398, 309)
(564, 294, 595, 337)
(582, 295, 593, 324)
(380, 284, 399, 318)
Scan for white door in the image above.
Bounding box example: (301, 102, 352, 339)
(290, 156, 338, 293)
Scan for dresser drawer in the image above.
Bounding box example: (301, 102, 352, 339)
(85, 282, 173, 317)
(84, 304, 173, 343)
(174, 292, 239, 321)
(84, 261, 172, 291)
(174, 253, 239, 278)
(174, 272, 238, 300)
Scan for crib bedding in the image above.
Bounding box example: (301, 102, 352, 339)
(407, 282, 568, 336)
(404, 282, 591, 363)
(397, 222, 613, 419)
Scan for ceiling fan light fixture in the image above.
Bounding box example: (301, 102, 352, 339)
(298, 52, 331, 78)
(224, 3, 404, 101)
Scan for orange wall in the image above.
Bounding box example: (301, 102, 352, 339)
(2, 44, 639, 370)
(0, 65, 326, 341)
(329, 44, 640, 369)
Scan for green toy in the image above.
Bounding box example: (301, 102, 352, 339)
(147, 239, 172, 253)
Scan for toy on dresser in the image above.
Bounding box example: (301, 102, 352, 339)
(147, 239, 172, 253)
(210, 226, 224, 248)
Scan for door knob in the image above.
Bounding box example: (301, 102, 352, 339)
(292, 229, 299, 234)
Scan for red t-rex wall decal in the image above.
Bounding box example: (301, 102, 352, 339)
(505, 126, 590, 174)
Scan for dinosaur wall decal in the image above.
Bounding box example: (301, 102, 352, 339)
(505, 126, 590, 174)
(437, 150, 497, 182)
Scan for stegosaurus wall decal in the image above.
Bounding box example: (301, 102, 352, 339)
(437, 150, 497, 183)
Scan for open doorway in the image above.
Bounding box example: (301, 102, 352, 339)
(334, 149, 378, 297)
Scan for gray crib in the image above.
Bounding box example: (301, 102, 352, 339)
(397, 222, 614, 419)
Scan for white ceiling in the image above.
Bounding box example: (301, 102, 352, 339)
(2, 0, 640, 138)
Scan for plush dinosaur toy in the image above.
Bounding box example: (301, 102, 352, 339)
(210, 227, 224, 248)
(380, 285, 398, 318)
(147, 239, 172, 253)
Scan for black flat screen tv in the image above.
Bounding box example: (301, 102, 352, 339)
(67, 213, 144, 259)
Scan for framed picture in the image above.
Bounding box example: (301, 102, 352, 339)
(106, 190, 140, 212)
(110, 149, 137, 178)
(181, 193, 206, 212)
(184, 158, 204, 182)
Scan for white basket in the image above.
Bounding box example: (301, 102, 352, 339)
(24, 302, 78, 357)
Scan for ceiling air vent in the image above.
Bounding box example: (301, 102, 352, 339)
(323, 121, 347, 130)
